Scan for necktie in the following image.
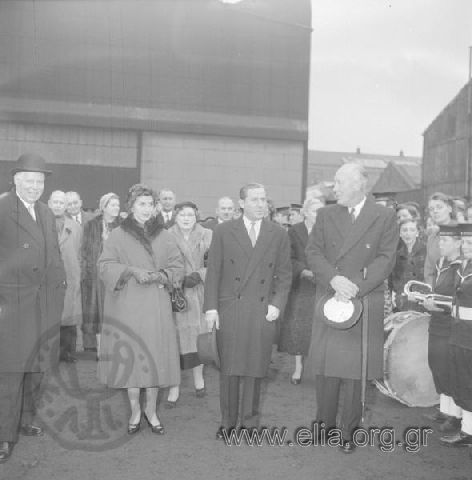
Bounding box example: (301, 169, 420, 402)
(249, 222, 257, 247)
(27, 203, 36, 221)
(75, 214, 81, 225)
(349, 208, 356, 224)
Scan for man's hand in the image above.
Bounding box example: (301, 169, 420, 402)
(205, 310, 220, 330)
(330, 275, 359, 301)
(423, 297, 443, 312)
(266, 304, 280, 322)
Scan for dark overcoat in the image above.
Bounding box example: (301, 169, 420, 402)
(81, 214, 120, 336)
(278, 222, 316, 356)
(0, 191, 66, 372)
(305, 197, 398, 379)
(203, 217, 292, 378)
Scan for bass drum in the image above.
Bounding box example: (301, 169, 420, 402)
(376, 311, 439, 407)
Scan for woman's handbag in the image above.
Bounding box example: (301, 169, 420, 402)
(170, 286, 188, 313)
(197, 325, 220, 369)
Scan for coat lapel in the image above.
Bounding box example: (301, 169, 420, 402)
(240, 219, 275, 288)
(336, 197, 378, 260)
(231, 217, 254, 260)
(9, 193, 45, 247)
(329, 204, 352, 239)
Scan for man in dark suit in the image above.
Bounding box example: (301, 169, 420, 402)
(204, 183, 292, 438)
(305, 163, 398, 454)
(156, 188, 176, 228)
(65, 191, 95, 226)
(203, 196, 235, 231)
(0, 154, 66, 463)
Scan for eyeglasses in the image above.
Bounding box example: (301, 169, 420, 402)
(178, 213, 196, 218)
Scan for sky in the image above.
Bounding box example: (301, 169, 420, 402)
(308, 0, 472, 156)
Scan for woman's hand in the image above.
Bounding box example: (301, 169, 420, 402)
(130, 267, 153, 284)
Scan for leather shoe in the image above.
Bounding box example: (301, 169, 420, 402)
(0, 442, 13, 464)
(216, 426, 234, 440)
(165, 399, 178, 409)
(438, 416, 461, 434)
(422, 410, 449, 424)
(20, 424, 43, 436)
(144, 414, 165, 435)
(440, 431, 472, 447)
(338, 439, 357, 454)
(195, 387, 206, 398)
(127, 422, 141, 435)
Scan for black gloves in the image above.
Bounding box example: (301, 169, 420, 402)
(182, 272, 202, 288)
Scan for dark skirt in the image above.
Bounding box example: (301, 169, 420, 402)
(449, 345, 472, 411)
(278, 281, 316, 356)
(428, 333, 450, 395)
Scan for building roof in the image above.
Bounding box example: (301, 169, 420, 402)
(371, 159, 422, 195)
(308, 149, 421, 192)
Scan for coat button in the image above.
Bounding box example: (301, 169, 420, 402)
(260, 279, 265, 284)
(23, 243, 30, 249)
(235, 277, 240, 281)
(237, 294, 241, 299)
(32, 266, 39, 272)
(260, 297, 265, 302)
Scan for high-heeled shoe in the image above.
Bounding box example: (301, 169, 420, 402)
(144, 414, 165, 435)
(127, 412, 142, 435)
(195, 386, 206, 398)
(165, 398, 179, 409)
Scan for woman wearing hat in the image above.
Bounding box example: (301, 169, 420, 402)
(81, 193, 121, 354)
(166, 201, 213, 406)
(97, 184, 183, 435)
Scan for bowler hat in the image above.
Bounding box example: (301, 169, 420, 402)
(316, 293, 363, 330)
(11, 153, 52, 176)
(197, 328, 220, 369)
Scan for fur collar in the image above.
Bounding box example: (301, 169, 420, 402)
(120, 215, 164, 257)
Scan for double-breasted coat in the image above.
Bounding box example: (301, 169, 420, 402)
(305, 197, 398, 380)
(203, 217, 292, 378)
(0, 191, 66, 373)
(58, 216, 82, 326)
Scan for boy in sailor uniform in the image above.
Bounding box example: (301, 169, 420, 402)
(440, 223, 472, 447)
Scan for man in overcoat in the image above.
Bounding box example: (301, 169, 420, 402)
(0, 154, 66, 463)
(305, 163, 398, 453)
(204, 183, 292, 438)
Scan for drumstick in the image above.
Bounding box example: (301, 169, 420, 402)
(361, 267, 369, 423)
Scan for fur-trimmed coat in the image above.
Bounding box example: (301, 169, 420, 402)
(168, 223, 212, 358)
(81, 214, 120, 336)
(97, 215, 184, 388)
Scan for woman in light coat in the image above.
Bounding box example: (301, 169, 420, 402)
(166, 201, 212, 406)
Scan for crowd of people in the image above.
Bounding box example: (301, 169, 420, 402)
(0, 152, 472, 464)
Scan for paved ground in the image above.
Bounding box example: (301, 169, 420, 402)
(1, 350, 471, 480)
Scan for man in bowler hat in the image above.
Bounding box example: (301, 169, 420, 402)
(0, 153, 66, 463)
